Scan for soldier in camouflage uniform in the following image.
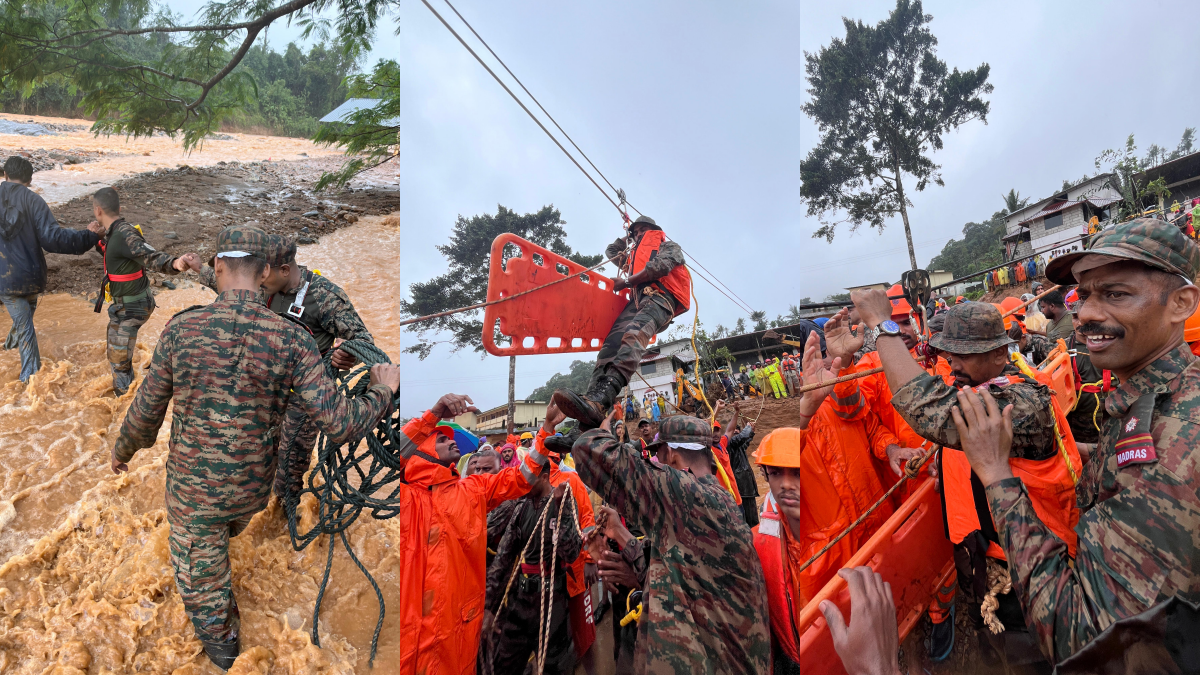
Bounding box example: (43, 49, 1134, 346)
(191, 235, 374, 498)
(553, 216, 691, 429)
(111, 225, 398, 669)
(848, 292, 1061, 659)
(953, 219, 1200, 663)
(86, 188, 200, 395)
(1008, 322, 1054, 366)
(571, 411, 770, 674)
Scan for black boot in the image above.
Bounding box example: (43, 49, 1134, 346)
(202, 638, 240, 671)
(543, 428, 581, 456)
(552, 374, 624, 431)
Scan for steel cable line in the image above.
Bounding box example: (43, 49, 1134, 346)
(420, 0, 757, 319)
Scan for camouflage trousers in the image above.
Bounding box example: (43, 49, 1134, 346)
(589, 292, 674, 401)
(273, 409, 319, 499)
(107, 295, 155, 395)
(169, 513, 254, 644)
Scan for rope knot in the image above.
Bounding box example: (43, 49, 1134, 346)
(903, 451, 928, 479)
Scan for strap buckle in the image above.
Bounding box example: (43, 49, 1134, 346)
(287, 277, 311, 319)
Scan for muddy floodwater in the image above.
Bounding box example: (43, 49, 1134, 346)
(0, 216, 403, 673)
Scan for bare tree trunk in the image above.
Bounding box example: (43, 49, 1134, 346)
(507, 355, 516, 434)
(894, 168, 918, 271)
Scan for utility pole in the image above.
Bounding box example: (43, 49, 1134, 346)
(507, 355, 516, 434)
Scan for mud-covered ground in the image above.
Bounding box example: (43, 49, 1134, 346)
(41, 156, 399, 297)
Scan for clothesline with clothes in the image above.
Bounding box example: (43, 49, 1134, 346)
(983, 254, 1047, 292)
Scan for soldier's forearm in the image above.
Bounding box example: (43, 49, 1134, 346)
(875, 334, 925, 394)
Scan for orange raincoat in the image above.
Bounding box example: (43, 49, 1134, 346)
(398, 410, 549, 675)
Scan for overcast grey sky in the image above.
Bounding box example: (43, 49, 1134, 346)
(170, 0, 1198, 417)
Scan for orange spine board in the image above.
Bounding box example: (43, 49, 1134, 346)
(796, 478, 955, 672)
(482, 233, 640, 356)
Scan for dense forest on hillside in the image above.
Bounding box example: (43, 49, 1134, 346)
(0, 40, 355, 138)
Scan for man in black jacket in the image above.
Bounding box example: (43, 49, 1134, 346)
(0, 157, 100, 382)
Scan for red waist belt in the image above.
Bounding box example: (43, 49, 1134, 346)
(108, 270, 144, 282)
(520, 562, 543, 576)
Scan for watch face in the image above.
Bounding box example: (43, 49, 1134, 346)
(881, 320, 900, 334)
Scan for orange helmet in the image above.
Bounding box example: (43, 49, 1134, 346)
(956, 295, 966, 304)
(992, 304, 1014, 330)
(887, 284, 912, 317)
(753, 428, 806, 468)
(999, 296, 1025, 319)
(1187, 304, 1200, 343)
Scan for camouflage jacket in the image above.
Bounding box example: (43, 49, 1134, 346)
(573, 429, 771, 674)
(113, 289, 393, 525)
(1023, 333, 1054, 367)
(485, 491, 583, 614)
(199, 265, 371, 353)
(891, 363, 1057, 459)
(987, 343, 1200, 662)
(99, 218, 180, 298)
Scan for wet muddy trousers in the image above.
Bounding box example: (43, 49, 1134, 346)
(1, 293, 39, 382)
(273, 412, 320, 498)
(169, 513, 254, 644)
(587, 294, 674, 404)
(107, 295, 155, 394)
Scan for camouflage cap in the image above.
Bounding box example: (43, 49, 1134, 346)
(654, 415, 711, 446)
(928, 302, 1014, 355)
(927, 312, 947, 334)
(1045, 217, 1200, 285)
(208, 225, 271, 266)
(631, 215, 661, 231)
(263, 234, 297, 268)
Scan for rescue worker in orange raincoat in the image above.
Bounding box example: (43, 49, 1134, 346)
(750, 330, 891, 670)
(845, 293, 1080, 667)
(824, 286, 957, 659)
(398, 393, 551, 675)
(553, 215, 691, 429)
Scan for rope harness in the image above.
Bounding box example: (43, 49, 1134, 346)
(278, 339, 404, 665)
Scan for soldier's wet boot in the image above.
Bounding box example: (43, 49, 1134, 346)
(543, 428, 581, 456)
(551, 374, 623, 431)
(202, 638, 240, 671)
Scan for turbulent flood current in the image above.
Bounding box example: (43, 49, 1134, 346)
(0, 216, 403, 673)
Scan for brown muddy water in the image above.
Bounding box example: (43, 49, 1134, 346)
(0, 216, 403, 673)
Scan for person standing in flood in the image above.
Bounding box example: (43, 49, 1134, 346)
(110, 225, 397, 669)
(188, 234, 375, 498)
(0, 156, 100, 383)
(86, 187, 199, 395)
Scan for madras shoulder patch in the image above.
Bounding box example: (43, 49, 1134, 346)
(1116, 393, 1158, 469)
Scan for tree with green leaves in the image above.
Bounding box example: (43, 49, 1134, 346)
(0, 0, 395, 185)
(750, 310, 768, 332)
(401, 205, 600, 432)
(799, 0, 993, 270)
(926, 210, 1006, 278)
(1097, 134, 1171, 220)
(1002, 189, 1029, 215)
(528, 359, 592, 402)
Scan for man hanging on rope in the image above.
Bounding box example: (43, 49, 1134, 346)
(951, 219, 1200, 664)
(569, 407, 770, 673)
(109, 225, 399, 670)
(552, 215, 691, 429)
(396, 392, 551, 675)
(186, 234, 376, 499)
(483, 467, 581, 675)
(843, 294, 1075, 667)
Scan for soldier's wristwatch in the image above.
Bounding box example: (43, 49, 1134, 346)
(871, 320, 902, 341)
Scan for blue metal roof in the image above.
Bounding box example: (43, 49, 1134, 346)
(318, 98, 399, 126)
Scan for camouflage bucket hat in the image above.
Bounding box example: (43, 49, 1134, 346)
(1045, 217, 1200, 285)
(928, 302, 1014, 355)
(208, 225, 271, 266)
(654, 415, 711, 447)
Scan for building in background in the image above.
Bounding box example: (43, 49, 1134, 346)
(621, 338, 694, 411)
(454, 399, 548, 436)
(1001, 175, 1122, 262)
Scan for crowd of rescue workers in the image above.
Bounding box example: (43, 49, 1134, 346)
(2, 152, 1198, 674)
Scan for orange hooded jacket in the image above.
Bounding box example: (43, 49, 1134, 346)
(398, 410, 549, 675)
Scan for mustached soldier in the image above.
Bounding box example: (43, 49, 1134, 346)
(112, 225, 398, 669)
(192, 234, 374, 497)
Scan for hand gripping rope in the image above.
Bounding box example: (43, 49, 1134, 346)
(278, 339, 404, 665)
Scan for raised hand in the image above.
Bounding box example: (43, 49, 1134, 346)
(430, 392, 478, 419)
(799, 330, 842, 411)
(824, 308, 865, 367)
(819, 567, 902, 675)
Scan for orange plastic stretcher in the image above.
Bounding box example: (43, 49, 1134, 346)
(797, 477, 955, 672)
(482, 233, 640, 357)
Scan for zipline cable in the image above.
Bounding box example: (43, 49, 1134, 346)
(439, 0, 641, 218)
(419, 0, 756, 320)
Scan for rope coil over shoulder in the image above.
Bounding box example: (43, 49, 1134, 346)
(279, 339, 403, 665)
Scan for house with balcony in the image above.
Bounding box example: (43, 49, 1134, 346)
(1001, 175, 1123, 262)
